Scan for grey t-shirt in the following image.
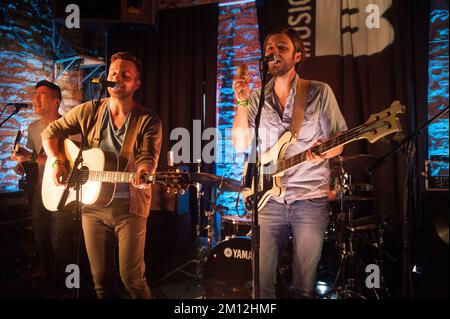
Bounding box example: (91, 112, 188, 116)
(246, 75, 347, 203)
(99, 105, 131, 199)
(27, 120, 46, 156)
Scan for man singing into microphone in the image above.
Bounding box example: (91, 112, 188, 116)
(232, 29, 347, 298)
(41, 52, 162, 299)
(11, 80, 75, 297)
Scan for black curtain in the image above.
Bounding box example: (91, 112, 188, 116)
(108, 4, 218, 168)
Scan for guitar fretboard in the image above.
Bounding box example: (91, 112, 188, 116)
(275, 119, 387, 175)
(83, 170, 137, 183)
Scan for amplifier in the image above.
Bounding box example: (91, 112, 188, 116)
(425, 158, 449, 191)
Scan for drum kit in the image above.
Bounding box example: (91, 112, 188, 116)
(322, 154, 392, 299)
(159, 154, 392, 299)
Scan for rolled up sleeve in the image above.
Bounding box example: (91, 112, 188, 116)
(41, 104, 84, 141)
(135, 113, 162, 174)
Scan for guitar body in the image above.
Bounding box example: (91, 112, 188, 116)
(42, 139, 117, 212)
(242, 131, 295, 213)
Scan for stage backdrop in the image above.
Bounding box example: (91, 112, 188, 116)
(257, 0, 430, 225)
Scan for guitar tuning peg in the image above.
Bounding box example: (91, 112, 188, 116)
(179, 190, 185, 195)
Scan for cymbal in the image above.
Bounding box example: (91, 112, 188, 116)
(189, 173, 241, 192)
(330, 154, 378, 176)
(435, 211, 449, 245)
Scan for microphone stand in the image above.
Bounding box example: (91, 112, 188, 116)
(56, 85, 106, 299)
(366, 106, 449, 299)
(0, 105, 23, 127)
(247, 59, 270, 299)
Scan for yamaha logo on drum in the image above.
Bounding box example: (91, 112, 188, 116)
(224, 248, 252, 260)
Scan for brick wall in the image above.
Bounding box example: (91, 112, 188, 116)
(215, 1, 261, 214)
(428, 0, 449, 164)
(0, 0, 102, 192)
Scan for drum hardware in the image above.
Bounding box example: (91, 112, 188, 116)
(158, 160, 208, 285)
(158, 168, 242, 292)
(325, 214, 396, 299)
(330, 155, 379, 178)
(325, 205, 369, 299)
(204, 189, 230, 252)
(324, 156, 391, 299)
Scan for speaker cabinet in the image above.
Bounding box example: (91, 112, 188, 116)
(422, 191, 449, 298)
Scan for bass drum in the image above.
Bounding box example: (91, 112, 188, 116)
(203, 237, 252, 299)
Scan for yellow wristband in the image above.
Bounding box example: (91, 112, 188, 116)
(51, 159, 64, 169)
(237, 99, 249, 107)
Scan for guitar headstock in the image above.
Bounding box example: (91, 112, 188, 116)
(144, 170, 192, 193)
(362, 101, 406, 143)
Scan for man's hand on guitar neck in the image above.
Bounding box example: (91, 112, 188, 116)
(306, 140, 326, 164)
(306, 138, 344, 164)
(132, 165, 152, 190)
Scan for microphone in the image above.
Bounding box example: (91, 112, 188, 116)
(261, 53, 277, 64)
(91, 78, 120, 89)
(7, 103, 29, 109)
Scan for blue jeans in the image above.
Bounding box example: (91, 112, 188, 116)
(259, 197, 329, 298)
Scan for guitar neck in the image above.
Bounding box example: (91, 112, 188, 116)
(85, 170, 138, 183)
(276, 122, 378, 175)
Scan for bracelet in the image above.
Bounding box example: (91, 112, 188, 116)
(51, 159, 64, 169)
(237, 99, 249, 107)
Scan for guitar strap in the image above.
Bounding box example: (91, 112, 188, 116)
(91, 100, 108, 149)
(119, 105, 142, 171)
(290, 78, 310, 138)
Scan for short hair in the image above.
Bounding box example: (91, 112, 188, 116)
(110, 51, 142, 80)
(35, 80, 62, 101)
(263, 28, 306, 72)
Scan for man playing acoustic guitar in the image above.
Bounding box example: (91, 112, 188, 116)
(42, 52, 162, 299)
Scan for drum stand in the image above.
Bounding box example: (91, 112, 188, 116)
(204, 189, 227, 251)
(326, 171, 366, 299)
(326, 205, 367, 299)
(159, 161, 207, 285)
